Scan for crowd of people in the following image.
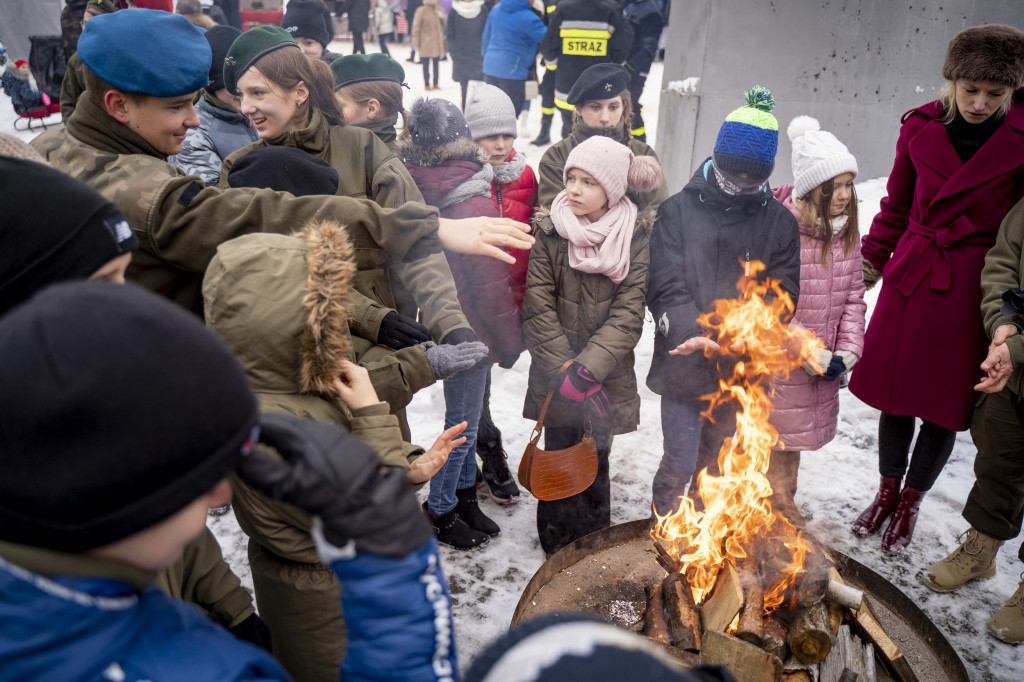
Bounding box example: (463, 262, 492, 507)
(0, 0, 1023, 679)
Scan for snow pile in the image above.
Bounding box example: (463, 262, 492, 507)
(666, 77, 700, 95)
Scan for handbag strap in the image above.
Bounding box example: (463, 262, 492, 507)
(530, 360, 575, 444)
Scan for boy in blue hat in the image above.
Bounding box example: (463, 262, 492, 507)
(645, 87, 801, 517)
(32, 8, 528, 328)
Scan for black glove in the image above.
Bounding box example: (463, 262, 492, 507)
(822, 354, 847, 382)
(228, 613, 273, 653)
(498, 353, 520, 369)
(237, 413, 432, 557)
(377, 311, 430, 350)
(441, 327, 482, 346)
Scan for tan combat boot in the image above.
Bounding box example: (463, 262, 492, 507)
(923, 528, 1003, 592)
(988, 573, 1024, 644)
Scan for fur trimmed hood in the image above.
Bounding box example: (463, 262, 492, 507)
(203, 221, 355, 400)
(532, 205, 656, 236)
(394, 136, 489, 168)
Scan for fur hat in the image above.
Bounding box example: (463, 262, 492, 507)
(943, 24, 1024, 88)
(563, 136, 663, 206)
(406, 97, 473, 148)
(464, 83, 517, 140)
(787, 116, 858, 199)
(0, 282, 258, 552)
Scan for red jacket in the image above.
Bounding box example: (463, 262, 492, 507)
(487, 149, 538, 309)
(850, 93, 1024, 431)
(402, 142, 524, 363)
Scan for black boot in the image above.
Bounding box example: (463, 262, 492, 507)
(477, 438, 520, 505)
(455, 487, 501, 536)
(424, 502, 489, 550)
(530, 114, 552, 146)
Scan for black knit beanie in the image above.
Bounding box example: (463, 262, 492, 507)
(406, 97, 473, 148)
(0, 282, 259, 552)
(205, 24, 242, 93)
(281, 0, 331, 48)
(0, 157, 137, 317)
(227, 146, 340, 196)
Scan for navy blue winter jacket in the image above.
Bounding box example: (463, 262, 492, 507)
(625, 0, 663, 77)
(481, 0, 547, 81)
(0, 538, 456, 682)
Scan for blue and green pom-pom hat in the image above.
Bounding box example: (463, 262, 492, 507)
(223, 25, 300, 96)
(713, 86, 779, 180)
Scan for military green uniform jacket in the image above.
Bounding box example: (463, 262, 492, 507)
(522, 208, 653, 435)
(980, 197, 1024, 395)
(538, 117, 668, 211)
(59, 52, 86, 123)
(32, 97, 467, 344)
(221, 110, 435, 331)
(203, 224, 434, 682)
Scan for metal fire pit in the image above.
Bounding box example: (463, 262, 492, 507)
(512, 520, 969, 682)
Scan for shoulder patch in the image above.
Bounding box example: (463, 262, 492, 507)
(177, 182, 202, 207)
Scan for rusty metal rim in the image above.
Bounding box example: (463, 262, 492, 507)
(510, 519, 969, 681)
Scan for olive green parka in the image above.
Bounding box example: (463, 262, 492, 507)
(522, 208, 654, 435)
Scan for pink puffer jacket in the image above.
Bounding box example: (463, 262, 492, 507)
(769, 185, 867, 452)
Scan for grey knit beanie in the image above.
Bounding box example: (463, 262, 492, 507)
(406, 97, 473, 148)
(464, 83, 517, 140)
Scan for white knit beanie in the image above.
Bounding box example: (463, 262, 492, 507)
(464, 83, 517, 140)
(787, 116, 858, 199)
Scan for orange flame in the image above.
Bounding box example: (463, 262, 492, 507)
(653, 262, 819, 613)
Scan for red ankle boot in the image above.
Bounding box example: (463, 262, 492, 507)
(881, 486, 925, 552)
(851, 476, 902, 537)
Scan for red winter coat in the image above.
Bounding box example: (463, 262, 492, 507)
(487, 149, 538, 309)
(850, 95, 1024, 431)
(400, 139, 524, 363)
(769, 185, 866, 451)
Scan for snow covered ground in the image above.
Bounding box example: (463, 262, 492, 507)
(5, 35, 1022, 682)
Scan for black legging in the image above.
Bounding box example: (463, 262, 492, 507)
(422, 57, 439, 87)
(878, 412, 957, 491)
(352, 30, 365, 54)
(477, 366, 499, 449)
(378, 32, 390, 57)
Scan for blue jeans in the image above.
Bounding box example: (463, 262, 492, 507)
(651, 397, 739, 515)
(426, 365, 488, 515)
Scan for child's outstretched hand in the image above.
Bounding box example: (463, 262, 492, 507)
(410, 422, 468, 483)
(670, 336, 721, 356)
(333, 359, 380, 411)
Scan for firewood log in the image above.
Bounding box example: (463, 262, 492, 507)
(736, 571, 766, 647)
(663, 573, 701, 652)
(787, 602, 832, 664)
(700, 561, 743, 633)
(700, 630, 784, 682)
(642, 583, 671, 645)
(762, 616, 790, 662)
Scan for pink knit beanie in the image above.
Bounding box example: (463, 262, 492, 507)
(563, 136, 663, 206)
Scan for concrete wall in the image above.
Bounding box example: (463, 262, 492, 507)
(654, 0, 1024, 194)
(0, 0, 63, 66)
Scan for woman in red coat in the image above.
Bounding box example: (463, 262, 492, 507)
(850, 24, 1024, 551)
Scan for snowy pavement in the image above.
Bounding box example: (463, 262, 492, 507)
(5, 36, 1022, 682)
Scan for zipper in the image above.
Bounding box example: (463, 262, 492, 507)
(496, 185, 504, 218)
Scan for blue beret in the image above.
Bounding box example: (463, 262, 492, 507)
(78, 9, 211, 97)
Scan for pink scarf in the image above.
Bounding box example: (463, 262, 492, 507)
(550, 191, 636, 284)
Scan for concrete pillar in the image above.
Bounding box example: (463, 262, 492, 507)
(654, 0, 1024, 193)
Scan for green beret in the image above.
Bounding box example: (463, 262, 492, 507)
(223, 25, 300, 96)
(78, 9, 211, 98)
(330, 53, 406, 90)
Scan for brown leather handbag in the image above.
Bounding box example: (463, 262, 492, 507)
(518, 361, 599, 501)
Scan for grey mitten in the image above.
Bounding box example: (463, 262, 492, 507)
(862, 257, 882, 291)
(422, 340, 490, 380)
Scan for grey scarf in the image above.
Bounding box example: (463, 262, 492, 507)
(438, 163, 495, 210)
(492, 152, 527, 185)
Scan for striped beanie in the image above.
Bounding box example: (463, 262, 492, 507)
(713, 86, 779, 180)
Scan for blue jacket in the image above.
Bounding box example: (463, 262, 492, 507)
(625, 0, 663, 77)
(481, 0, 547, 80)
(0, 538, 456, 682)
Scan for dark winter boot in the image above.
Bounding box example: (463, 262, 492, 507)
(851, 475, 902, 537)
(766, 452, 803, 527)
(881, 485, 925, 552)
(454, 487, 501, 536)
(424, 502, 489, 550)
(478, 439, 520, 505)
(530, 114, 553, 146)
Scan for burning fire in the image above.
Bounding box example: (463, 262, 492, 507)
(653, 262, 819, 614)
